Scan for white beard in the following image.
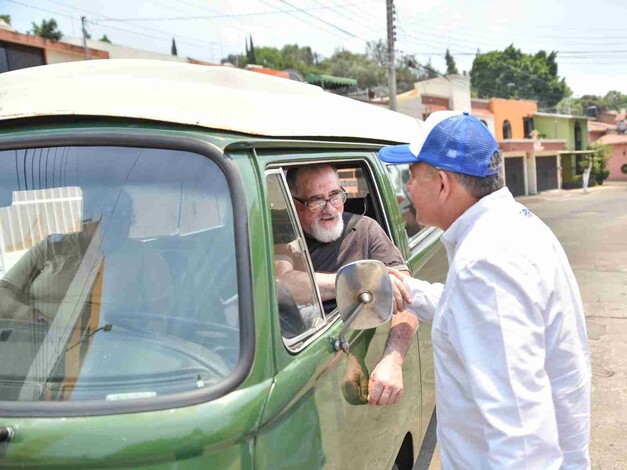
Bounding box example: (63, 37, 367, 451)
(310, 214, 344, 243)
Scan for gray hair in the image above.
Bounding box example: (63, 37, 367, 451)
(450, 152, 504, 199)
(285, 164, 339, 197)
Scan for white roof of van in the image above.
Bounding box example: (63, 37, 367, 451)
(0, 60, 421, 143)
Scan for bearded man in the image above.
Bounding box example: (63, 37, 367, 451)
(283, 164, 416, 406)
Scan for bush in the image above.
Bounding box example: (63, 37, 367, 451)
(591, 142, 611, 185)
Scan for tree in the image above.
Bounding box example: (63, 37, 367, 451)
(222, 53, 247, 68)
(366, 39, 388, 68)
(590, 141, 611, 185)
(0, 15, 11, 25)
(603, 90, 627, 111)
(470, 44, 570, 109)
(445, 49, 458, 75)
(318, 49, 385, 89)
(556, 97, 584, 116)
(99, 34, 111, 43)
(255, 46, 283, 69)
(171, 38, 178, 56)
(30, 18, 63, 41)
(246, 35, 257, 65)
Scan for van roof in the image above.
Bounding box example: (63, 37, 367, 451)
(0, 60, 421, 143)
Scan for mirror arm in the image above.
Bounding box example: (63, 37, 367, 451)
(331, 291, 372, 353)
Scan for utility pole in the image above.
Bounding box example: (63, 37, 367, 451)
(81, 16, 89, 60)
(386, 0, 397, 111)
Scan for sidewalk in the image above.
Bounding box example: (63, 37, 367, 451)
(516, 181, 627, 205)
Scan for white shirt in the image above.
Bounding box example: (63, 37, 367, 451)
(404, 187, 591, 469)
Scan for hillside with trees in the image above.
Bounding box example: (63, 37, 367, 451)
(470, 45, 570, 109)
(221, 38, 440, 93)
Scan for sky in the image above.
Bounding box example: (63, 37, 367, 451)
(3, 0, 627, 98)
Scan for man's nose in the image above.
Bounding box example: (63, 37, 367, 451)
(322, 201, 337, 215)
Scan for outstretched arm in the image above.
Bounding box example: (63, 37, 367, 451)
(367, 308, 419, 406)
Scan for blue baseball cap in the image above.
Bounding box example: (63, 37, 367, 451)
(378, 111, 500, 177)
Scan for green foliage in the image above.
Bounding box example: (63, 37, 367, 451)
(590, 141, 611, 184)
(470, 44, 570, 108)
(99, 34, 111, 43)
(1, 15, 11, 25)
(221, 38, 438, 92)
(30, 18, 63, 41)
(556, 97, 585, 116)
(171, 38, 178, 56)
(570, 90, 627, 114)
(318, 49, 386, 89)
(245, 35, 257, 65)
(445, 49, 458, 75)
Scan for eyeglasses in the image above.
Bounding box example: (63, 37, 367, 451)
(293, 190, 348, 213)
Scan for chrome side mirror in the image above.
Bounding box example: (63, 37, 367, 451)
(332, 260, 393, 353)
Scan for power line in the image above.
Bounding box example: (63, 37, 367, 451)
(89, 3, 366, 22)
(275, 0, 361, 39)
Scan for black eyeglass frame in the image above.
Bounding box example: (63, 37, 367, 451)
(292, 189, 348, 213)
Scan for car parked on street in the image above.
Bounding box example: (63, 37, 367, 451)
(0, 60, 447, 469)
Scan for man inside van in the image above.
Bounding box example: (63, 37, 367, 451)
(280, 164, 415, 407)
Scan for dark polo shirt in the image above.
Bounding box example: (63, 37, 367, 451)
(305, 212, 408, 312)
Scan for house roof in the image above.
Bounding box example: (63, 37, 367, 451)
(588, 120, 617, 132)
(0, 28, 108, 59)
(533, 112, 588, 120)
(0, 60, 422, 143)
(597, 134, 627, 145)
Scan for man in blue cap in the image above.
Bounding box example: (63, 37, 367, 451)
(379, 111, 591, 468)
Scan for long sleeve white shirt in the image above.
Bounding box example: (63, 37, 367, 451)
(404, 187, 591, 469)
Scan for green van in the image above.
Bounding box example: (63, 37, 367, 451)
(0, 60, 447, 469)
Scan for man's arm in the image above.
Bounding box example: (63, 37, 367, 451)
(368, 307, 418, 406)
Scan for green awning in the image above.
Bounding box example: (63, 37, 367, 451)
(305, 73, 357, 89)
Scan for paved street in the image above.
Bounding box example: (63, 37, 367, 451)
(522, 182, 627, 470)
(429, 182, 627, 469)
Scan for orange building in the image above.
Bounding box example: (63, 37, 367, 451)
(487, 98, 538, 141)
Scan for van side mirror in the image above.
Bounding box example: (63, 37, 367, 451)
(332, 260, 393, 353)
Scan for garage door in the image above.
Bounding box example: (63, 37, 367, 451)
(504, 157, 525, 197)
(536, 156, 558, 192)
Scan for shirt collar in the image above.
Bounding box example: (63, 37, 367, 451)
(441, 187, 514, 256)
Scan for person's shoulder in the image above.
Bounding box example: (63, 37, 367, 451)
(353, 214, 382, 231)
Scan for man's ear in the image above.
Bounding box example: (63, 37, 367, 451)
(437, 170, 453, 203)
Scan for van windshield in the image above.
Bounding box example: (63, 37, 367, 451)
(0, 146, 239, 403)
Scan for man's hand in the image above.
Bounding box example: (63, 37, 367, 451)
(368, 354, 404, 406)
(389, 269, 412, 313)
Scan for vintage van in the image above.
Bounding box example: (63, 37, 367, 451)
(0, 60, 447, 469)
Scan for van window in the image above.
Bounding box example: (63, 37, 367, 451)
(386, 164, 423, 239)
(0, 146, 239, 403)
(267, 172, 324, 346)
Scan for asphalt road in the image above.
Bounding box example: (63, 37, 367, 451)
(428, 182, 627, 470)
(521, 182, 627, 470)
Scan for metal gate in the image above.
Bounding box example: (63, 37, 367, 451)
(504, 157, 525, 197)
(536, 156, 558, 192)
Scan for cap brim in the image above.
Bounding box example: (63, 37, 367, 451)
(378, 144, 418, 164)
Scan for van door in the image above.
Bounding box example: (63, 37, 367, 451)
(255, 161, 421, 469)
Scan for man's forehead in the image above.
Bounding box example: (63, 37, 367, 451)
(299, 168, 341, 196)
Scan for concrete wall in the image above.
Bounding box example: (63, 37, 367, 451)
(46, 49, 91, 64)
(63, 37, 189, 62)
(606, 142, 627, 181)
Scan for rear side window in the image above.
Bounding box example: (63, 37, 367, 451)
(386, 163, 423, 239)
(0, 146, 239, 404)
